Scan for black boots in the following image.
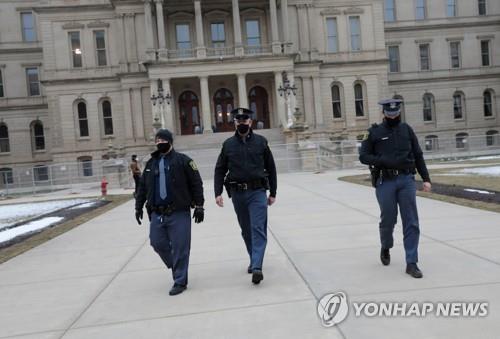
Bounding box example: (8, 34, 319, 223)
(406, 263, 423, 278)
(252, 270, 264, 284)
(380, 248, 391, 266)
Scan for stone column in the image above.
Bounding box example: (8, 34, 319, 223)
(194, 1, 206, 58)
(281, 0, 289, 44)
(274, 71, 287, 128)
(232, 0, 244, 56)
(312, 75, 324, 126)
(302, 76, 315, 127)
(297, 4, 310, 60)
(122, 88, 135, 142)
(237, 74, 248, 109)
(143, 0, 155, 60)
(118, 14, 128, 72)
(155, 0, 166, 49)
(270, 0, 281, 54)
(132, 87, 145, 140)
(200, 76, 213, 133)
(161, 78, 175, 132)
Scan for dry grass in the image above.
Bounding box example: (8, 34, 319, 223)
(0, 194, 131, 264)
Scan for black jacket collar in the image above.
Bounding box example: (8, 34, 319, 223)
(234, 128, 254, 142)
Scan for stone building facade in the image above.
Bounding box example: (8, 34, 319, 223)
(0, 0, 498, 174)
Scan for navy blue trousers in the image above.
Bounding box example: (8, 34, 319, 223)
(149, 210, 191, 286)
(375, 174, 420, 264)
(231, 189, 268, 271)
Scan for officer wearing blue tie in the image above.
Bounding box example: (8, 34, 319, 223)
(135, 129, 204, 295)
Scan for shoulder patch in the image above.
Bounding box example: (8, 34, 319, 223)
(362, 132, 369, 141)
(189, 160, 198, 171)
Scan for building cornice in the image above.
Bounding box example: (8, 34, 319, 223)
(32, 4, 115, 14)
(0, 104, 48, 112)
(41, 76, 120, 86)
(389, 72, 500, 85)
(385, 20, 500, 32)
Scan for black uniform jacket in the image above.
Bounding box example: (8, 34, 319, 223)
(359, 120, 431, 182)
(135, 149, 204, 212)
(214, 130, 277, 197)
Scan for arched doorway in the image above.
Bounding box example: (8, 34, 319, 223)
(248, 86, 270, 129)
(213, 88, 234, 132)
(179, 91, 201, 135)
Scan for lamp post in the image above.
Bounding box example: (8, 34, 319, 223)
(277, 71, 297, 128)
(150, 79, 172, 128)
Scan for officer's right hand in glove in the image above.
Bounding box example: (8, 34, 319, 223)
(193, 206, 204, 223)
(135, 209, 143, 225)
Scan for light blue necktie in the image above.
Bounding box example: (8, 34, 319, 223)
(159, 157, 167, 200)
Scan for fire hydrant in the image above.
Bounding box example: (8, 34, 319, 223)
(101, 177, 108, 197)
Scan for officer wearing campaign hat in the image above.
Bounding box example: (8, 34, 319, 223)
(135, 129, 205, 296)
(359, 98, 432, 278)
(214, 107, 277, 285)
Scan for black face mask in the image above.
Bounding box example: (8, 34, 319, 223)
(385, 116, 401, 127)
(157, 142, 171, 153)
(237, 124, 250, 134)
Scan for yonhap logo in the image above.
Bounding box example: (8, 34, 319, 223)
(317, 292, 349, 327)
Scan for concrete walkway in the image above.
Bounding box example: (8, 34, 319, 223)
(1, 171, 499, 339)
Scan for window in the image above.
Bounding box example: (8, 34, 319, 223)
(486, 130, 498, 146)
(326, 18, 338, 53)
(102, 100, 113, 135)
(419, 44, 431, 71)
(0, 69, 4, 97)
(388, 46, 400, 72)
(69, 32, 82, 68)
(0, 168, 13, 185)
(0, 124, 9, 153)
(416, 0, 426, 20)
(354, 83, 365, 117)
(456, 133, 468, 149)
(77, 102, 89, 137)
(21, 12, 36, 42)
(423, 93, 434, 122)
(245, 20, 261, 46)
(31, 121, 45, 151)
(26, 68, 40, 96)
(478, 0, 487, 15)
(484, 90, 493, 117)
(425, 135, 439, 151)
(94, 30, 107, 66)
(33, 165, 49, 182)
(453, 92, 464, 119)
(349, 17, 361, 51)
(176, 24, 192, 57)
(481, 40, 490, 66)
(211, 23, 225, 48)
(331, 85, 342, 119)
(385, 0, 396, 22)
(78, 157, 93, 177)
(447, 0, 457, 17)
(450, 41, 461, 68)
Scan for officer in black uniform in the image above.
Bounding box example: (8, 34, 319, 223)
(359, 99, 432, 278)
(214, 108, 277, 285)
(135, 129, 205, 295)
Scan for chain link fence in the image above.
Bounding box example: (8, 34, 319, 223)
(0, 134, 499, 197)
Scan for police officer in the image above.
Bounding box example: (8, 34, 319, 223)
(359, 99, 431, 279)
(214, 108, 277, 285)
(135, 129, 205, 295)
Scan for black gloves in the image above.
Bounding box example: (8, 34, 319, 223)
(193, 207, 204, 223)
(135, 209, 143, 225)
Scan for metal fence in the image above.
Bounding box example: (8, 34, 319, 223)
(0, 134, 499, 196)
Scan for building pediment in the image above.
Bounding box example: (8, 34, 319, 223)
(168, 11, 194, 19)
(320, 9, 342, 16)
(344, 7, 364, 14)
(62, 21, 85, 30)
(240, 8, 265, 16)
(204, 9, 230, 18)
(87, 20, 110, 28)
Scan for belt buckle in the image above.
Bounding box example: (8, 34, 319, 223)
(238, 183, 248, 190)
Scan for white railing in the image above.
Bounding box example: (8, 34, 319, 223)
(206, 46, 235, 57)
(244, 44, 272, 55)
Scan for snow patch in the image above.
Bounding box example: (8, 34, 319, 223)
(464, 189, 495, 195)
(0, 217, 64, 244)
(460, 166, 500, 176)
